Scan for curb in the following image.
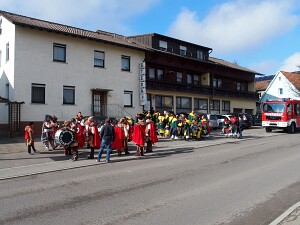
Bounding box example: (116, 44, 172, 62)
(269, 202, 300, 225)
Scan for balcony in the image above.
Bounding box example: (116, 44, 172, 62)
(146, 80, 259, 100)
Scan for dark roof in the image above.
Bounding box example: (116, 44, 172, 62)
(281, 71, 300, 91)
(0, 10, 150, 51)
(209, 57, 260, 75)
(255, 75, 275, 81)
(128, 33, 213, 51)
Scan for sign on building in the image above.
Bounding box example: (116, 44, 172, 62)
(139, 62, 147, 105)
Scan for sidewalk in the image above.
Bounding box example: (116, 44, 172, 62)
(0, 128, 263, 180)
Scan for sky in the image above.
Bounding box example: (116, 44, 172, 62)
(1, 0, 300, 76)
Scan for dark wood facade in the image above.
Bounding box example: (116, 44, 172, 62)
(129, 33, 259, 114)
(145, 51, 258, 100)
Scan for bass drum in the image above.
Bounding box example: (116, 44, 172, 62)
(55, 129, 74, 146)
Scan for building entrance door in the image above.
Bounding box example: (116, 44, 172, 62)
(92, 91, 107, 116)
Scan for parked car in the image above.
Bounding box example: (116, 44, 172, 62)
(202, 114, 219, 129)
(216, 114, 224, 128)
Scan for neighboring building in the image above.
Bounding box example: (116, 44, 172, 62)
(128, 33, 260, 115)
(259, 71, 300, 104)
(0, 11, 147, 136)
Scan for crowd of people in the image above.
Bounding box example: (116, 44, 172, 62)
(24, 109, 245, 162)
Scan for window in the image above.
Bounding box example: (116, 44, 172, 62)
(157, 68, 164, 80)
(197, 50, 203, 59)
(121, 55, 130, 71)
(6, 42, 9, 62)
(279, 88, 283, 95)
(194, 98, 208, 110)
(180, 45, 187, 56)
(155, 95, 173, 112)
(63, 86, 75, 105)
(159, 40, 167, 51)
(213, 78, 222, 88)
(149, 68, 155, 79)
(31, 83, 45, 104)
(194, 75, 200, 85)
(237, 82, 246, 91)
(53, 43, 66, 62)
(94, 50, 105, 68)
(222, 100, 230, 113)
(6, 83, 9, 99)
(176, 97, 192, 112)
(187, 74, 192, 84)
(124, 91, 133, 107)
(210, 99, 220, 111)
(176, 72, 183, 83)
(279, 76, 281, 81)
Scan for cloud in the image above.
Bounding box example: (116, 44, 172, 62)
(279, 52, 300, 72)
(249, 60, 279, 75)
(167, 0, 300, 54)
(0, 0, 159, 34)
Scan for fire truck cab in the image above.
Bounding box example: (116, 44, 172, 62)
(262, 98, 300, 133)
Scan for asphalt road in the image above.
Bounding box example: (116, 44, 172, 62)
(0, 129, 300, 225)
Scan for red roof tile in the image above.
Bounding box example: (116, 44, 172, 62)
(0, 10, 150, 51)
(281, 71, 300, 91)
(255, 80, 271, 91)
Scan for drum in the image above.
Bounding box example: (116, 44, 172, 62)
(55, 129, 74, 146)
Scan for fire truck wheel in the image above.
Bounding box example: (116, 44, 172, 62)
(288, 123, 295, 134)
(265, 127, 272, 133)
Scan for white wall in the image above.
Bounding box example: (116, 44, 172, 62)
(0, 16, 16, 123)
(13, 26, 144, 122)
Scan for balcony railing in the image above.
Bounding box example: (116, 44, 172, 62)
(146, 80, 259, 100)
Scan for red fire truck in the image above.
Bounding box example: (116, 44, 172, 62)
(262, 98, 300, 133)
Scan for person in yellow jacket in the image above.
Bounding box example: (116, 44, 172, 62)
(188, 110, 196, 122)
(157, 112, 166, 137)
(183, 117, 192, 141)
(170, 115, 179, 140)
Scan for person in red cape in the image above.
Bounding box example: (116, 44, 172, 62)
(85, 117, 100, 159)
(75, 119, 85, 149)
(112, 119, 125, 156)
(145, 117, 158, 153)
(132, 117, 146, 156)
(25, 122, 37, 154)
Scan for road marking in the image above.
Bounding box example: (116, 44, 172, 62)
(269, 202, 300, 225)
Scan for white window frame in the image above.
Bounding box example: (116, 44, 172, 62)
(159, 40, 167, 51)
(176, 72, 183, 83)
(31, 83, 45, 104)
(94, 50, 105, 68)
(53, 43, 66, 62)
(197, 50, 203, 59)
(180, 45, 187, 56)
(124, 91, 133, 107)
(6, 42, 9, 62)
(121, 55, 130, 71)
(63, 86, 75, 105)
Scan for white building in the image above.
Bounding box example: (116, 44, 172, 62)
(0, 11, 147, 136)
(259, 71, 300, 103)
